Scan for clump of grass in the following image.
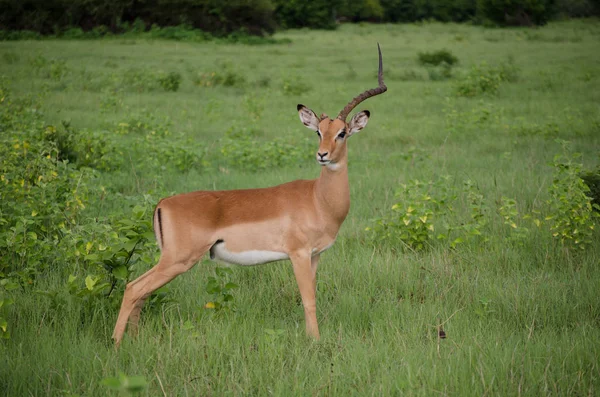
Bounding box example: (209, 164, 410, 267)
(219, 126, 313, 171)
(158, 71, 182, 92)
(192, 63, 246, 88)
(426, 63, 453, 81)
(454, 58, 519, 97)
(418, 49, 458, 67)
(281, 73, 310, 96)
(120, 68, 184, 92)
(2, 52, 19, 64)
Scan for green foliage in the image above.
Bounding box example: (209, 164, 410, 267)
(341, 0, 385, 21)
(418, 49, 458, 81)
(192, 66, 247, 88)
(158, 71, 182, 92)
(45, 123, 122, 171)
(477, 0, 557, 25)
(204, 267, 239, 311)
(281, 74, 311, 96)
(0, 0, 277, 37)
(556, 0, 600, 17)
(418, 49, 459, 67)
(219, 126, 313, 172)
(273, 0, 338, 29)
(367, 178, 455, 251)
(545, 141, 599, 250)
(101, 372, 148, 394)
(0, 91, 91, 283)
(450, 179, 490, 247)
(580, 167, 600, 210)
(426, 63, 454, 81)
(497, 197, 529, 244)
(454, 59, 519, 97)
(378, 0, 478, 22)
(112, 113, 207, 173)
(0, 278, 18, 339)
(366, 178, 501, 251)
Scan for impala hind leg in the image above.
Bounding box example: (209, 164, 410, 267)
(291, 252, 320, 340)
(112, 251, 205, 347)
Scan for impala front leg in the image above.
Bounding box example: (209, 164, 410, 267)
(291, 251, 320, 340)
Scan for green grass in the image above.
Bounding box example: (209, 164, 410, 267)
(1, 19, 600, 395)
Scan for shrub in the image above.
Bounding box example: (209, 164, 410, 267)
(545, 142, 599, 250)
(192, 65, 246, 88)
(45, 122, 122, 171)
(476, 0, 556, 26)
(158, 71, 182, 92)
(366, 177, 491, 251)
(204, 267, 239, 312)
(556, 0, 599, 17)
(282, 74, 310, 96)
(366, 178, 455, 251)
(426, 63, 454, 81)
(0, 0, 277, 37)
(454, 59, 519, 97)
(418, 49, 458, 67)
(580, 167, 600, 210)
(273, 0, 338, 29)
(0, 90, 91, 283)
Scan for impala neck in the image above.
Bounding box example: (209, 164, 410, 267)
(314, 154, 350, 224)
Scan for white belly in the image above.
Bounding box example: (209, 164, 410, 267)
(211, 242, 289, 266)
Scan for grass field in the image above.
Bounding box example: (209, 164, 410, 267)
(1, 19, 600, 395)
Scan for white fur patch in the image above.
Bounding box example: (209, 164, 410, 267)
(326, 162, 342, 171)
(211, 242, 289, 266)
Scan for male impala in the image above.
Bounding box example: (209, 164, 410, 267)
(112, 45, 387, 346)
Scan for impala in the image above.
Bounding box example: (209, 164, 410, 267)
(112, 44, 387, 346)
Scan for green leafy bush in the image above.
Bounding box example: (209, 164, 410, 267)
(497, 197, 529, 245)
(418, 49, 459, 67)
(367, 177, 492, 251)
(158, 71, 182, 92)
(102, 372, 148, 394)
(273, 0, 338, 29)
(0, 278, 18, 339)
(44, 123, 122, 171)
(545, 142, 599, 250)
(192, 65, 246, 88)
(366, 178, 455, 251)
(0, 0, 277, 37)
(476, 0, 556, 26)
(282, 74, 310, 96)
(0, 90, 91, 283)
(455, 59, 519, 97)
(580, 168, 600, 210)
(204, 267, 239, 311)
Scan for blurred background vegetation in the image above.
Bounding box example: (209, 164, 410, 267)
(1, 0, 599, 38)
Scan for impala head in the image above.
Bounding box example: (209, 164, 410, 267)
(298, 44, 387, 168)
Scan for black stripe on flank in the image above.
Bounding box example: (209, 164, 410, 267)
(157, 208, 164, 249)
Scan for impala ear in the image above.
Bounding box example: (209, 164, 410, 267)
(297, 104, 320, 132)
(348, 110, 370, 135)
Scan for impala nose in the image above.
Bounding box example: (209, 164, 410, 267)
(317, 152, 328, 160)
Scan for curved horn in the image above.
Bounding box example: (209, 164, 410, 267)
(337, 43, 387, 121)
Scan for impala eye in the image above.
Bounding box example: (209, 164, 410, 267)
(337, 131, 346, 139)
(316, 131, 322, 138)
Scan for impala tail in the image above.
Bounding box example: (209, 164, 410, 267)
(153, 206, 164, 251)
